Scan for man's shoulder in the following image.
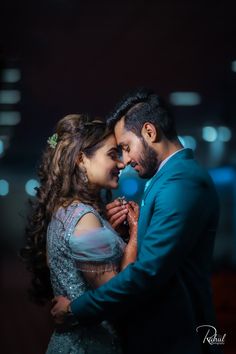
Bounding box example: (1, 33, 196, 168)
(149, 159, 212, 198)
(160, 157, 208, 181)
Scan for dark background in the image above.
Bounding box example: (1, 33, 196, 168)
(0, 1, 236, 353)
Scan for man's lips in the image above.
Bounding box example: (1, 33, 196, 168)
(131, 162, 140, 171)
(130, 161, 137, 168)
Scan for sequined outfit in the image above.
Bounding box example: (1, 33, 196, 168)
(46, 203, 124, 354)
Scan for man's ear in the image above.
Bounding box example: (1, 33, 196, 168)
(141, 122, 159, 143)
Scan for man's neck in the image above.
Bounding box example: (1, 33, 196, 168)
(156, 139, 183, 167)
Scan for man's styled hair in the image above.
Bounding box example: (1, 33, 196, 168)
(107, 88, 178, 140)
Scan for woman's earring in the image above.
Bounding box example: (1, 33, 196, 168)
(81, 167, 88, 184)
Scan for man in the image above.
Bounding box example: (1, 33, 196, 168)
(52, 89, 221, 354)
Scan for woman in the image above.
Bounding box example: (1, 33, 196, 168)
(21, 114, 138, 354)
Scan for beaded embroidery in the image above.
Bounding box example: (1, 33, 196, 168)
(46, 203, 123, 353)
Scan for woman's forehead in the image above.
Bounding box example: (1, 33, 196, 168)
(107, 133, 117, 144)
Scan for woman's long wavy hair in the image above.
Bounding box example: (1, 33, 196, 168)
(21, 114, 113, 303)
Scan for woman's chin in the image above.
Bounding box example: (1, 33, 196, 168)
(107, 180, 119, 189)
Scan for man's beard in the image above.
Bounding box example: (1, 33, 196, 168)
(138, 138, 158, 179)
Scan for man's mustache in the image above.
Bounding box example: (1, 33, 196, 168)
(130, 162, 138, 168)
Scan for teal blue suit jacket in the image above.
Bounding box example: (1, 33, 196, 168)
(71, 149, 221, 354)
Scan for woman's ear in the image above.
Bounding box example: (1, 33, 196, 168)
(141, 122, 159, 143)
(76, 152, 89, 183)
(76, 152, 84, 167)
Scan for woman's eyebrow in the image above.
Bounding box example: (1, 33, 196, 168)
(107, 147, 118, 153)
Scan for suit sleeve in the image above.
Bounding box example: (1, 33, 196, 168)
(71, 174, 206, 321)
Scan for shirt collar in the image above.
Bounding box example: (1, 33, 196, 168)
(158, 148, 186, 172)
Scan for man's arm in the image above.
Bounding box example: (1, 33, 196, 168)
(53, 176, 206, 322)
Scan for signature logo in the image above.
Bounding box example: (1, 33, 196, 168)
(196, 325, 226, 345)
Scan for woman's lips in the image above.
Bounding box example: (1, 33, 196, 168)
(111, 172, 119, 180)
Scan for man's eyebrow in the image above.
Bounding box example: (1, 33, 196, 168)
(118, 142, 127, 147)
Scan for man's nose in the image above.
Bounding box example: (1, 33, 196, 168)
(117, 160, 125, 170)
(122, 152, 131, 166)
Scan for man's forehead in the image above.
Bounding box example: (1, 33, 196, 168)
(114, 116, 125, 131)
(114, 117, 126, 144)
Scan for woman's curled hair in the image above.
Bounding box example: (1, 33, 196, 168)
(21, 114, 112, 303)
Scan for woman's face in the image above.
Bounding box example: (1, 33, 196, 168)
(82, 134, 124, 189)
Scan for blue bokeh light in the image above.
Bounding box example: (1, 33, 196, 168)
(169, 92, 201, 106)
(202, 126, 218, 142)
(0, 139, 4, 155)
(0, 179, 9, 196)
(121, 178, 139, 196)
(209, 167, 235, 186)
(25, 179, 40, 196)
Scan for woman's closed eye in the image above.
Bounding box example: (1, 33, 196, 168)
(108, 149, 119, 160)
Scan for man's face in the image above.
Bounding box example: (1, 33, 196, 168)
(114, 117, 158, 179)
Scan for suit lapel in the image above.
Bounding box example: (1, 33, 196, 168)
(141, 148, 194, 204)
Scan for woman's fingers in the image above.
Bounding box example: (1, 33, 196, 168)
(106, 199, 123, 211)
(106, 199, 139, 230)
(128, 201, 139, 218)
(129, 201, 139, 211)
(106, 205, 125, 218)
(109, 208, 128, 224)
(111, 214, 127, 229)
(106, 198, 129, 229)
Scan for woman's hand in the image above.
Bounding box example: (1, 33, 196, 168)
(120, 201, 139, 269)
(106, 198, 128, 230)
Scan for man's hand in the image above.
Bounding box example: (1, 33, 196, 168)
(51, 296, 71, 324)
(106, 198, 128, 230)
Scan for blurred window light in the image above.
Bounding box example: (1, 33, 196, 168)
(0, 111, 21, 125)
(1, 69, 21, 83)
(202, 126, 218, 142)
(25, 179, 40, 196)
(218, 126, 232, 142)
(121, 178, 139, 196)
(178, 135, 197, 150)
(209, 167, 235, 185)
(0, 139, 4, 155)
(0, 90, 21, 104)
(231, 60, 236, 72)
(0, 179, 9, 196)
(0, 135, 10, 150)
(169, 92, 201, 106)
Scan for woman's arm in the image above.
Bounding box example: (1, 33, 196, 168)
(74, 203, 138, 289)
(120, 201, 139, 269)
(51, 202, 139, 322)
